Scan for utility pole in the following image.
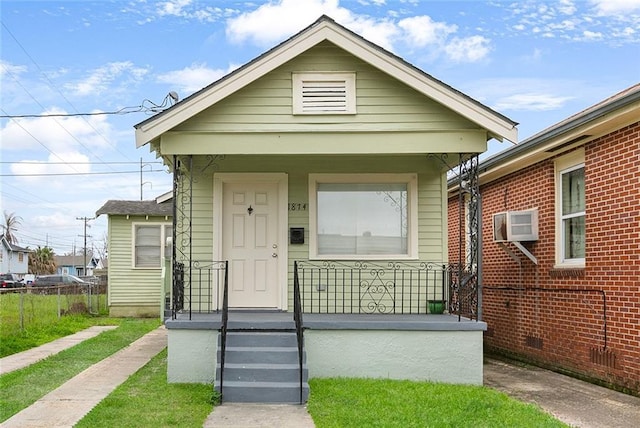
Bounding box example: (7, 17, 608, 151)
(140, 157, 152, 200)
(76, 217, 94, 276)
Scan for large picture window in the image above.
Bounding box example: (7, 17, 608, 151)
(309, 174, 418, 259)
(555, 150, 585, 267)
(134, 224, 172, 268)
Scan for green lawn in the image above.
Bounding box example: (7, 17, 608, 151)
(308, 378, 568, 428)
(0, 291, 114, 357)
(0, 318, 160, 421)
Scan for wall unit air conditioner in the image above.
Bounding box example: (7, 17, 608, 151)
(493, 209, 539, 242)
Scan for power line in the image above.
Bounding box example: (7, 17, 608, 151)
(1, 169, 167, 177)
(0, 161, 163, 165)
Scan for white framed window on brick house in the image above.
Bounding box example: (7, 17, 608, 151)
(133, 223, 172, 268)
(555, 150, 585, 267)
(309, 174, 418, 260)
(292, 72, 356, 114)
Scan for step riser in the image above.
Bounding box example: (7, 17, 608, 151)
(220, 333, 300, 348)
(217, 367, 308, 383)
(216, 384, 310, 403)
(220, 349, 302, 365)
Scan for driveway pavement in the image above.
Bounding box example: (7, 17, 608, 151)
(484, 358, 640, 428)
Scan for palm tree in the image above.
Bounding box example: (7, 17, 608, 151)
(29, 246, 57, 275)
(2, 211, 22, 244)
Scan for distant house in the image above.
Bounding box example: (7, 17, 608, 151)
(96, 193, 172, 318)
(134, 15, 518, 396)
(55, 253, 102, 277)
(448, 84, 640, 395)
(0, 236, 29, 274)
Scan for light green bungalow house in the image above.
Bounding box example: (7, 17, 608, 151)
(96, 194, 172, 318)
(134, 16, 518, 403)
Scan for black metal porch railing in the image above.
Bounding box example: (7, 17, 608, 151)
(218, 260, 229, 402)
(172, 260, 228, 319)
(293, 261, 305, 404)
(294, 260, 458, 315)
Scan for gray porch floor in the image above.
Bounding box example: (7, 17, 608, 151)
(165, 311, 486, 331)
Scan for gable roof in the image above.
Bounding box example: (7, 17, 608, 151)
(1, 236, 29, 253)
(477, 83, 640, 184)
(96, 199, 173, 217)
(135, 15, 517, 148)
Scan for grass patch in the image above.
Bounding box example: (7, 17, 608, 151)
(0, 318, 160, 421)
(0, 292, 113, 357)
(307, 378, 568, 428)
(76, 349, 213, 428)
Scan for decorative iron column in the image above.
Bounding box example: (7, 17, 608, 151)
(455, 153, 481, 321)
(172, 155, 193, 318)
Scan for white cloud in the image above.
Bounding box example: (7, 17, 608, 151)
(156, 63, 241, 95)
(66, 62, 149, 97)
(581, 30, 604, 40)
(0, 60, 28, 77)
(590, 0, 640, 15)
(444, 36, 492, 63)
(398, 15, 457, 47)
(494, 92, 575, 111)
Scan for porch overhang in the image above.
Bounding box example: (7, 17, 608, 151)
(156, 130, 488, 156)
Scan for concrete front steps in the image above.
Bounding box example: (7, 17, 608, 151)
(215, 331, 309, 403)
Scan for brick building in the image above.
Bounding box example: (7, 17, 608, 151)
(449, 84, 639, 395)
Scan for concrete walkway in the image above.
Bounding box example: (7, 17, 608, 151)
(1, 326, 167, 428)
(204, 403, 315, 427)
(484, 358, 640, 428)
(0, 325, 118, 375)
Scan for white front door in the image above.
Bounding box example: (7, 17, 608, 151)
(222, 180, 281, 308)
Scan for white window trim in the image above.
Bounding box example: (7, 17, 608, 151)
(554, 149, 585, 268)
(308, 173, 419, 260)
(292, 72, 356, 115)
(132, 222, 172, 269)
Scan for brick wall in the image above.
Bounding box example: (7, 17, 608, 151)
(449, 121, 640, 395)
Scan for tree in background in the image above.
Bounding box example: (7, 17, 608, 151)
(1, 211, 22, 244)
(29, 246, 56, 275)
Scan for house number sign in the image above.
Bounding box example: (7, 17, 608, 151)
(289, 203, 307, 211)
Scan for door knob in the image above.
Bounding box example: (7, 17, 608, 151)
(272, 253, 278, 258)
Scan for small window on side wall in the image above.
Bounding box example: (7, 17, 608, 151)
(309, 174, 418, 260)
(134, 224, 172, 268)
(555, 150, 585, 267)
(292, 72, 356, 115)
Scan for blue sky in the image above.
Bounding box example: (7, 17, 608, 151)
(1, 0, 639, 257)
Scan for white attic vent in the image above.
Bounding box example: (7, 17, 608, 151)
(293, 72, 356, 114)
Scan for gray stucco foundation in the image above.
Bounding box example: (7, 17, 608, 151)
(165, 313, 485, 384)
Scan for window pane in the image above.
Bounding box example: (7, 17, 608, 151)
(562, 168, 584, 215)
(136, 226, 161, 267)
(563, 216, 585, 259)
(317, 183, 408, 255)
